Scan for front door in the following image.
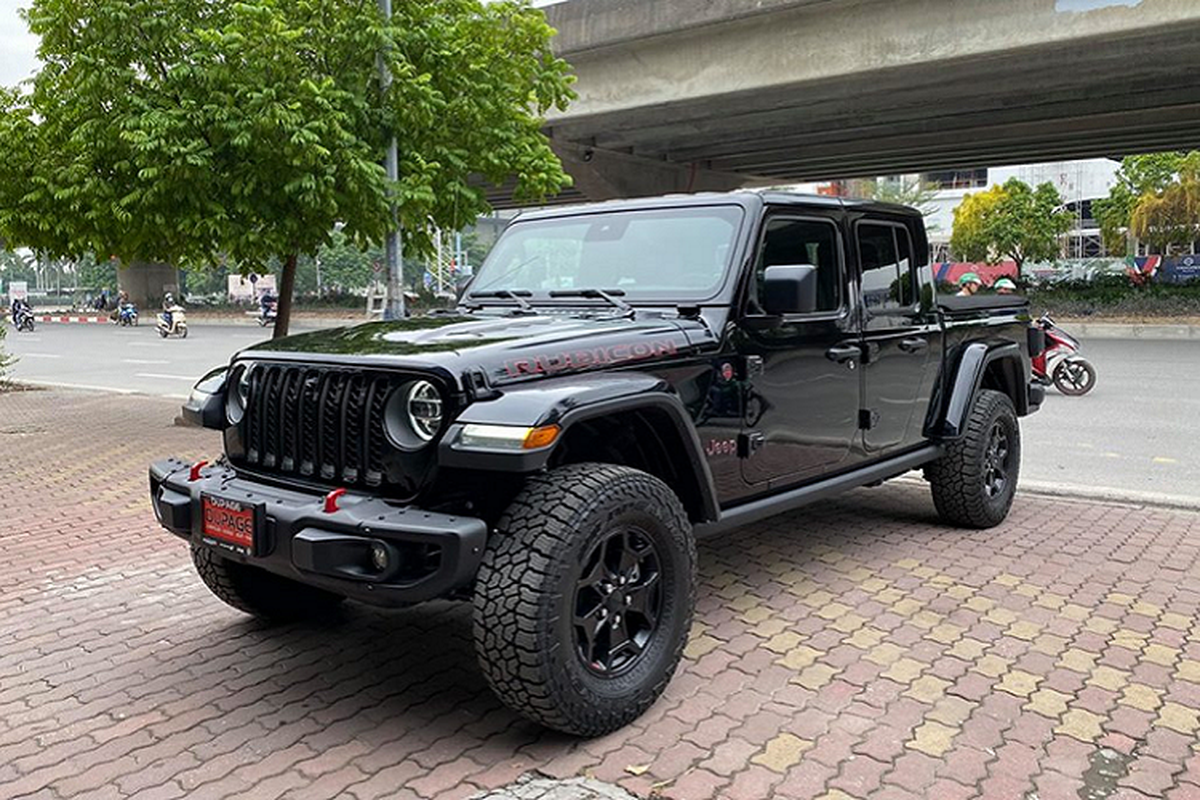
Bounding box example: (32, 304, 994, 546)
(856, 221, 938, 451)
(737, 215, 861, 488)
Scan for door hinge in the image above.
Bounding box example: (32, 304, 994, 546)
(858, 409, 880, 430)
(738, 431, 765, 458)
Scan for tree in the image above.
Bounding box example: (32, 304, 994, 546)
(950, 178, 1072, 276)
(1129, 156, 1200, 255)
(0, 0, 574, 336)
(1093, 152, 1200, 254)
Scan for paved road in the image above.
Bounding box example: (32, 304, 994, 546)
(6, 324, 1199, 498)
(4, 320, 334, 398)
(1021, 338, 1200, 499)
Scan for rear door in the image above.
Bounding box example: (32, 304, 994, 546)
(735, 213, 861, 488)
(856, 219, 940, 451)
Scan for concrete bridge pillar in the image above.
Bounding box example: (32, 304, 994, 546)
(117, 261, 179, 308)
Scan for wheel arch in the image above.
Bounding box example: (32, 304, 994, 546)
(439, 374, 720, 524)
(929, 340, 1028, 439)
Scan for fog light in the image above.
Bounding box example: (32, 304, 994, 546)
(369, 543, 389, 572)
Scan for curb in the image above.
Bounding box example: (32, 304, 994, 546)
(34, 315, 109, 324)
(1059, 322, 1200, 341)
(1014, 479, 1200, 513)
(893, 474, 1200, 514)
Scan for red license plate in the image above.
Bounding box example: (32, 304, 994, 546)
(201, 495, 258, 556)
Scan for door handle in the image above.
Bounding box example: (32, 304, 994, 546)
(825, 344, 861, 363)
(899, 337, 928, 354)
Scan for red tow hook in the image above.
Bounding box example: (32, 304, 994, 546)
(323, 487, 348, 514)
(188, 460, 209, 482)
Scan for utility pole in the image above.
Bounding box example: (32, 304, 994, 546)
(378, 0, 404, 320)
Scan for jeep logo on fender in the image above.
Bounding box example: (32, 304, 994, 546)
(503, 339, 679, 378)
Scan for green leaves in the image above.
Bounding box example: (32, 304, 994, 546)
(1095, 152, 1200, 255)
(0, 0, 573, 273)
(950, 178, 1072, 275)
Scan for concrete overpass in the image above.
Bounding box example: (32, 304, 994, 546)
(493, 0, 1200, 205)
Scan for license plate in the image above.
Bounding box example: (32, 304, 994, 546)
(201, 494, 258, 556)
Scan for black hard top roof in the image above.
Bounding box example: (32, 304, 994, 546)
(513, 189, 923, 222)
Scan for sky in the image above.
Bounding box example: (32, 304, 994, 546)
(0, 0, 37, 88)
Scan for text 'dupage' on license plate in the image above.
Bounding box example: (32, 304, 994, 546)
(201, 495, 257, 555)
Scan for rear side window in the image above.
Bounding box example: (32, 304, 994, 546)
(858, 223, 917, 311)
(754, 218, 842, 314)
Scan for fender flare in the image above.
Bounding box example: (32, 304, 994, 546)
(439, 373, 720, 523)
(929, 340, 1027, 439)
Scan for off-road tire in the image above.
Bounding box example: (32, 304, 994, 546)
(473, 463, 696, 736)
(927, 389, 1020, 529)
(191, 545, 343, 622)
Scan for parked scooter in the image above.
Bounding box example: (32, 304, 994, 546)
(1032, 314, 1095, 396)
(157, 304, 188, 338)
(116, 303, 139, 327)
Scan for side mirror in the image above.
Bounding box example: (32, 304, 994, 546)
(181, 366, 228, 430)
(763, 264, 818, 316)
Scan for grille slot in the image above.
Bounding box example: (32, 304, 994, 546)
(238, 365, 419, 492)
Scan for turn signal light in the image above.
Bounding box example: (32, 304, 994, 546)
(522, 425, 561, 449)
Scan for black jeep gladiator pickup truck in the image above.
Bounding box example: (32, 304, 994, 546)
(151, 190, 1043, 735)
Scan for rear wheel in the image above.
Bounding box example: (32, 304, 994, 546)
(191, 546, 343, 622)
(473, 463, 696, 736)
(1053, 358, 1095, 396)
(926, 389, 1020, 529)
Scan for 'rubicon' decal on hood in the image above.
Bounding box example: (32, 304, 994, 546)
(504, 340, 679, 378)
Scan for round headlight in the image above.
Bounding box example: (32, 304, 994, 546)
(407, 380, 443, 441)
(226, 364, 252, 424)
(384, 379, 443, 450)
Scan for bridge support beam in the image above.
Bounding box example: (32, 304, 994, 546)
(553, 142, 754, 201)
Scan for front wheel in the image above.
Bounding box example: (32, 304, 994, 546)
(191, 546, 343, 622)
(1053, 358, 1095, 396)
(180, 325, 187, 338)
(926, 389, 1020, 529)
(473, 463, 696, 736)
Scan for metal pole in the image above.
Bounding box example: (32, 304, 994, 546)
(378, 0, 404, 320)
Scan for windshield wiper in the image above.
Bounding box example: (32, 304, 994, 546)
(549, 288, 635, 316)
(466, 289, 536, 314)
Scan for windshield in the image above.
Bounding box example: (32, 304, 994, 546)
(468, 205, 745, 302)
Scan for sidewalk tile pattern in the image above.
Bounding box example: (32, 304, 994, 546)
(4, 389, 1200, 799)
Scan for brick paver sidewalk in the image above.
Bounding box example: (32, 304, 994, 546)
(3, 388, 1200, 800)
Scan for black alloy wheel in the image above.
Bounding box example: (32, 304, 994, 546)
(573, 526, 663, 677)
(983, 422, 1012, 499)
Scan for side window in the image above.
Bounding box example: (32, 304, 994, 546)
(755, 218, 841, 314)
(858, 223, 917, 312)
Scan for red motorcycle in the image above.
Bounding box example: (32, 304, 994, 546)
(1032, 314, 1096, 396)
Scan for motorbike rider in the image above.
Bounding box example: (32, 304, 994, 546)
(259, 290, 277, 318)
(161, 292, 176, 331)
(993, 277, 1017, 295)
(11, 296, 30, 324)
(956, 272, 983, 297)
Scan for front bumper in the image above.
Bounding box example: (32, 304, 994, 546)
(149, 458, 487, 606)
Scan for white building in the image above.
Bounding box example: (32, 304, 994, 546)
(921, 159, 1120, 259)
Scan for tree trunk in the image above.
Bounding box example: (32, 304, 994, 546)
(274, 252, 298, 339)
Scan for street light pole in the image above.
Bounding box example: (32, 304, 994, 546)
(378, 0, 404, 320)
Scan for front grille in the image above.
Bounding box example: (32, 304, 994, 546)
(239, 365, 414, 491)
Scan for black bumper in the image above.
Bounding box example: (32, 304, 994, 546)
(1028, 381, 1046, 413)
(149, 458, 487, 606)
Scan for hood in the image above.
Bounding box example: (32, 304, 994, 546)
(244, 312, 719, 387)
